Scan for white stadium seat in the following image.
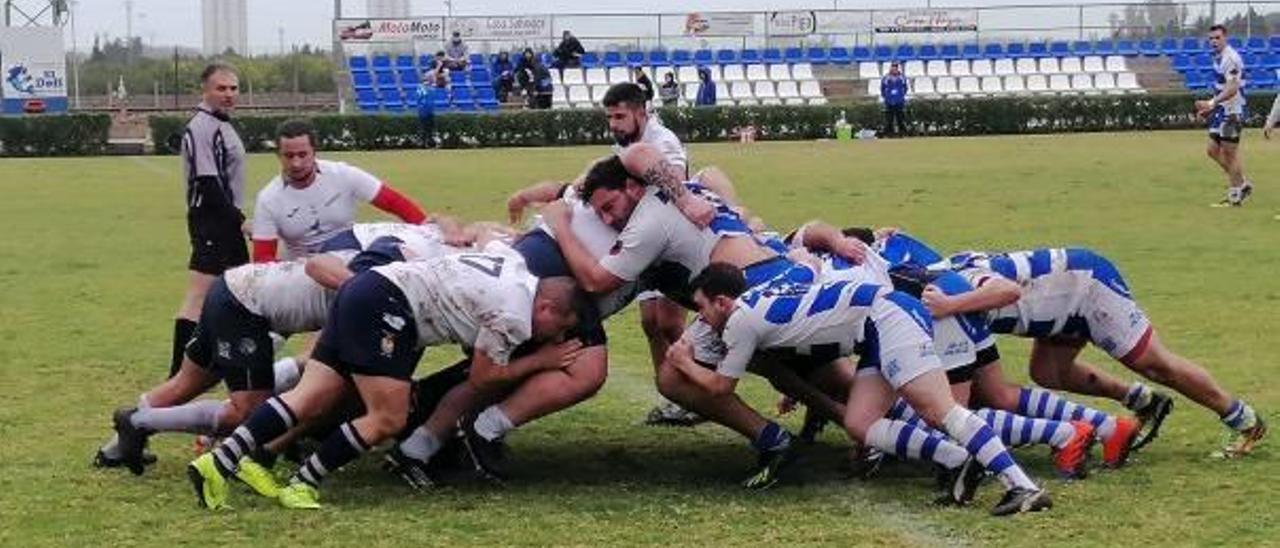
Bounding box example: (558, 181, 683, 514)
(760, 97, 782, 105)
(549, 69, 562, 86)
(777, 81, 800, 99)
(585, 68, 608, 86)
(1094, 72, 1118, 93)
(904, 60, 926, 77)
(1015, 58, 1038, 74)
(652, 66, 675, 84)
(1082, 55, 1106, 73)
(1049, 74, 1072, 92)
(1003, 75, 1027, 94)
(866, 78, 881, 98)
(935, 76, 959, 95)
(858, 61, 880, 79)
(682, 83, 699, 101)
(1105, 55, 1127, 72)
(590, 84, 610, 103)
(993, 58, 1016, 76)
(1060, 57, 1083, 74)
(717, 95, 737, 106)
(552, 86, 569, 105)
(970, 59, 993, 76)
(1071, 73, 1093, 91)
(808, 96, 828, 105)
(677, 65, 699, 83)
(949, 60, 971, 77)
(981, 76, 1003, 93)
(1026, 74, 1049, 93)
(1038, 57, 1060, 74)
(913, 77, 937, 98)
(926, 60, 948, 77)
(722, 64, 746, 82)
(567, 84, 590, 104)
(607, 66, 630, 83)
(730, 81, 754, 99)
(561, 68, 585, 86)
(767, 64, 790, 81)
(791, 63, 815, 80)
(800, 80, 823, 98)
(958, 76, 981, 95)
(746, 64, 769, 81)
(754, 81, 778, 99)
(1117, 72, 1141, 91)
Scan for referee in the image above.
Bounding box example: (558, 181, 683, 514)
(172, 63, 248, 377)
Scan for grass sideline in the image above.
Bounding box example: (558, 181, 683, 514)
(0, 131, 1276, 547)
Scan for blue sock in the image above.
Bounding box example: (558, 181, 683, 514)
(1221, 399, 1257, 432)
(293, 422, 371, 487)
(752, 422, 791, 453)
(212, 396, 296, 477)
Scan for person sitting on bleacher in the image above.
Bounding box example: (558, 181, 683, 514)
(553, 30, 585, 73)
(695, 66, 716, 107)
(516, 48, 553, 110)
(444, 32, 469, 71)
(428, 51, 450, 88)
(492, 51, 516, 103)
(659, 72, 680, 108)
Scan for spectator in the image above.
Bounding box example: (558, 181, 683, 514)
(658, 72, 680, 107)
(428, 51, 450, 88)
(695, 66, 716, 106)
(881, 61, 909, 137)
(552, 30, 585, 72)
(516, 48, 553, 109)
(633, 67, 655, 103)
(492, 51, 516, 103)
(444, 31, 469, 71)
(415, 76, 437, 148)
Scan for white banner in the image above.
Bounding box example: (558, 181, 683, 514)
(769, 10, 873, 35)
(447, 16, 551, 40)
(683, 12, 756, 37)
(872, 9, 978, 34)
(1, 27, 67, 112)
(335, 18, 445, 43)
(767, 11, 816, 37)
(817, 11, 873, 34)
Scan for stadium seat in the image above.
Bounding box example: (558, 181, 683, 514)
(993, 58, 1016, 76)
(677, 65, 699, 83)
(866, 78, 881, 99)
(806, 47, 828, 64)
(356, 89, 379, 111)
(741, 49, 761, 64)
(585, 68, 608, 86)
(372, 54, 392, 71)
(784, 47, 804, 63)
(904, 60, 926, 77)
(1072, 40, 1093, 55)
(940, 44, 961, 59)
(1006, 42, 1027, 58)
(935, 76, 959, 95)
(1264, 53, 1280, 69)
(349, 56, 369, 70)
(376, 71, 397, 87)
(746, 64, 769, 82)
(626, 50, 647, 67)
(961, 44, 981, 60)
(395, 55, 414, 69)
(983, 43, 1004, 58)
(800, 79, 823, 98)
(723, 64, 746, 81)
(1003, 75, 1027, 94)
(561, 68, 585, 86)
(1248, 36, 1267, 53)
(1117, 72, 1141, 91)
(1192, 53, 1213, 70)
(1071, 73, 1094, 91)
(475, 87, 499, 109)
(1159, 38, 1179, 56)
(1104, 56, 1127, 73)
(718, 95, 739, 106)
(730, 81, 754, 100)
(352, 72, 373, 91)
(1049, 74, 1072, 92)
(791, 63, 815, 80)
(981, 75, 1003, 94)
(682, 83, 698, 102)
(919, 44, 940, 60)
(1181, 37, 1203, 54)
(552, 86, 569, 106)
(808, 96, 828, 105)
(582, 52, 601, 68)
(829, 47, 852, 64)
(858, 62, 880, 79)
(1245, 53, 1263, 70)
(767, 64, 791, 81)
(1015, 58, 1038, 74)
(1138, 39, 1160, 56)
(1026, 74, 1049, 93)
(1171, 54, 1191, 71)
(1183, 71, 1209, 90)
(874, 45, 893, 60)
(649, 49, 669, 65)
(1060, 57, 1083, 73)
(1094, 72, 1118, 93)
(671, 49, 693, 66)
(1028, 42, 1049, 58)
(398, 68, 418, 85)
(926, 59, 948, 77)
(754, 81, 778, 100)
(1251, 69, 1277, 89)
(607, 66, 630, 84)
(1049, 41, 1070, 56)
(693, 49, 713, 65)
(590, 85, 611, 104)
(715, 49, 738, 64)
(1117, 40, 1139, 56)
(1094, 40, 1115, 55)
(1228, 37, 1244, 51)
(949, 60, 971, 76)
(1270, 35, 1280, 52)
(958, 76, 981, 95)
(777, 81, 801, 101)
(912, 76, 936, 98)
(763, 48, 784, 63)
(971, 59, 993, 76)
(1082, 56, 1106, 73)
(895, 44, 916, 59)
(602, 51, 624, 68)
(430, 87, 449, 107)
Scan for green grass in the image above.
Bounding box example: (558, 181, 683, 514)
(1, 131, 1277, 547)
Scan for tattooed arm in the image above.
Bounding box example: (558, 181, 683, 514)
(621, 143, 715, 228)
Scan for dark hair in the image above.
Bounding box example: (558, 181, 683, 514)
(580, 156, 631, 201)
(276, 118, 317, 148)
(691, 262, 747, 300)
(1209, 24, 1227, 34)
(200, 62, 237, 83)
(435, 50, 445, 56)
(602, 83, 647, 108)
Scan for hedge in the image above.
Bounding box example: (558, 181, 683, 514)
(0, 114, 112, 156)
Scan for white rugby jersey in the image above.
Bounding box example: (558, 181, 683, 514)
(612, 116, 688, 173)
(372, 244, 537, 365)
(223, 250, 357, 335)
(353, 222, 459, 259)
(814, 250, 894, 287)
(252, 159, 384, 258)
(536, 186, 638, 318)
(1214, 44, 1247, 114)
(948, 248, 1104, 338)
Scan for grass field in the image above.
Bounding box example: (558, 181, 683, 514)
(1, 131, 1277, 547)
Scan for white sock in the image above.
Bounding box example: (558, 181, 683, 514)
(941, 405, 1037, 491)
(130, 400, 225, 434)
(398, 427, 443, 461)
(473, 405, 514, 441)
(100, 434, 123, 458)
(273, 357, 301, 392)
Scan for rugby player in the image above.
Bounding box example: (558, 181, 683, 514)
(1196, 24, 1255, 207)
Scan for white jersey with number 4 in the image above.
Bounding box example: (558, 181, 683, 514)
(372, 243, 537, 365)
(252, 159, 384, 258)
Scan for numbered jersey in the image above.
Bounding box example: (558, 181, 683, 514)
(222, 250, 357, 335)
(371, 243, 537, 365)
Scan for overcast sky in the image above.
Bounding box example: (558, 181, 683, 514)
(65, 0, 1234, 54)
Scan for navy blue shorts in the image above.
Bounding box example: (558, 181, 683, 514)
(317, 228, 362, 253)
(511, 229, 607, 347)
(185, 278, 275, 392)
(312, 270, 424, 381)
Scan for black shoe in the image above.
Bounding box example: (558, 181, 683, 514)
(798, 408, 827, 444)
(112, 407, 152, 476)
(847, 446, 885, 481)
(742, 437, 795, 490)
(93, 448, 157, 469)
(382, 446, 437, 490)
(1240, 182, 1254, 204)
(934, 457, 986, 506)
(459, 417, 509, 482)
(991, 487, 1053, 516)
(1131, 392, 1174, 451)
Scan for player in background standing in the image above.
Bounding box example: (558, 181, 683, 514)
(1197, 24, 1255, 207)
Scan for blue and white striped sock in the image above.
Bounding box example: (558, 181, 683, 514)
(886, 398, 923, 426)
(976, 408, 1074, 449)
(1019, 386, 1116, 439)
(941, 405, 1037, 491)
(1221, 399, 1258, 432)
(865, 418, 968, 469)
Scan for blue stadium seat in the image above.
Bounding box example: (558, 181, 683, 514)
(1183, 71, 1208, 90)
(418, 54, 434, 68)
(874, 45, 893, 59)
(1249, 68, 1276, 88)
(398, 69, 418, 85)
(1071, 40, 1093, 55)
(961, 43, 981, 59)
(1160, 37, 1180, 55)
(451, 71, 471, 86)
(626, 50, 647, 67)
(348, 56, 369, 70)
(372, 55, 392, 71)
(763, 48, 783, 63)
(806, 47, 828, 64)
(918, 44, 939, 60)
(1247, 36, 1267, 53)
(582, 52, 601, 67)
(1263, 52, 1280, 69)
(603, 51, 625, 68)
(475, 86, 499, 108)
(1192, 53, 1213, 70)
(715, 49, 737, 64)
(396, 55, 414, 69)
(1027, 42, 1048, 58)
(1171, 54, 1192, 71)
(649, 49, 669, 65)
(1181, 37, 1203, 53)
(1228, 37, 1244, 51)
(784, 47, 804, 63)
(940, 44, 960, 59)
(1270, 35, 1280, 52)
(469, 53, 486, 67)
(829, 47, 853, 64)
(694, 49, 713, 64)
(1138, 39, 1159, 56)
(895, 44, 916, 59)
(470, 67, 492, 83)
(1006, 42, 1026, 58)
(452, 86, 474, 104)
(376, 71, 397, 86)
(1245, 53, 1263, 70)
(539, 52, 553, 66)
(1116, 39, 1138, 56)
(982, 43, 1004, 58)
(379, 88, 402, 108)
(352, 71, 373, 91)
(1095, 40, 1116, 55)
(671, 49, 693, 66)
(741, 49, 761, 64)
(1049, 41, 1070, 56)
(848, 47, 869, 62)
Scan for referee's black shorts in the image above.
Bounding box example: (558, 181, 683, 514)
(187, 207, 248, 276)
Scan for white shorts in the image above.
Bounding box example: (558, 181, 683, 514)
(636, 289, 664, 302)
(932, 316, 978, 372)
(858, 293, 943, 390)
(1082, 278, 1152, 363)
